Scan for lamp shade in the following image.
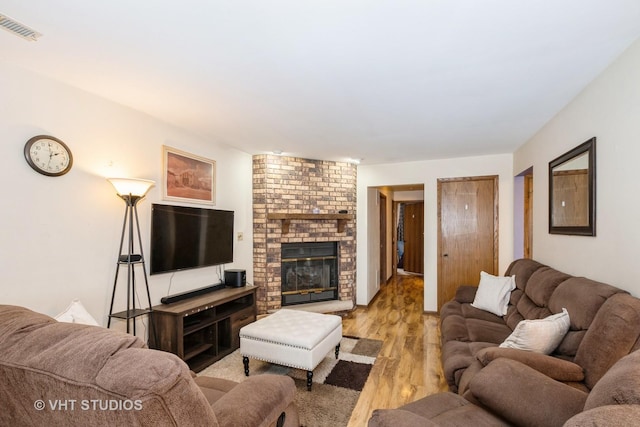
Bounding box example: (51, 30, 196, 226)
(108, 178, 155, 197)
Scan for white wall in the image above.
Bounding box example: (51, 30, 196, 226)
(513, 38, 640, 297)
(394, 190, 425, 202)
(357, 154, 514, 311)
(0, 61, 254, 329)
(359, 187, 381, 304)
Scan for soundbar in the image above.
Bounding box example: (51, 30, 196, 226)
(160, 283, 226, 304)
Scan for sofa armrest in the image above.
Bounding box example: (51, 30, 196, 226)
(475, 347, 584, 382)
(455, 285, 478, 304)
(469, 358, 588, 427)
(368, 409, 437, 427)
(212, 375, 296, 427)
(564, 405, 640, 426)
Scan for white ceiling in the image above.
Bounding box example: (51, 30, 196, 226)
(2, 1, 640, 165)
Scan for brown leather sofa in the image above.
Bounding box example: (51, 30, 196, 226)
(369, 259, 640, 426)
(0, 305, 299, 427)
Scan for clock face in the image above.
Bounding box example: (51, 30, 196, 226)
(24, 135, 73, 176)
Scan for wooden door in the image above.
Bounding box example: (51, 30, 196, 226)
(403, 202, 424, 274)
(437, 176, 498, 310)
(380, 193, 387, 284)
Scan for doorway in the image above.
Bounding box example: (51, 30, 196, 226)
(514, 167, 534, 260)
(398, 202, 424, 274)
(437, 175, 499, 311)
(524, 173, 533, 258)
(380, 193, 387, 284)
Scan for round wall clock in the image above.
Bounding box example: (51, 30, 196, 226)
(24, 135, 73, 177)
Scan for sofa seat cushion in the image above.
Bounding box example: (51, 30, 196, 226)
(441, 298, 506, 324)
(461, 304, 507, 324)
(441, 308, 507, 344)
(194, 376, 238, 404)
(466, 318, 512, 343)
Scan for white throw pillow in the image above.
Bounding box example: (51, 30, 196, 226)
(55, 299, 100, 326)
(499, 308, 571, 354)
(471, 271, 516, 316)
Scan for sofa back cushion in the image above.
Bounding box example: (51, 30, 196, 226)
(514, 267, 570, 319)
(1, 314, 145, 384)
(573, 293, 640, 390)
(584, 348, 640, 410)
(549, 278, 626, 360)
(0, 305, 218, 426)
(503, 259, 546, 330)
(504, 258, 546, 290)
(502, 261, 626, 360)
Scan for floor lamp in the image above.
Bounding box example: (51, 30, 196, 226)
(106, 178, 155, 337)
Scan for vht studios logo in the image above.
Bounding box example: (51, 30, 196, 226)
(34, 399, 143, 411)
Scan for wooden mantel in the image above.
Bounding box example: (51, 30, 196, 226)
(267, 213, 354, 234)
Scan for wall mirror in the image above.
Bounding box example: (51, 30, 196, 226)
(549, 137, 596, 235)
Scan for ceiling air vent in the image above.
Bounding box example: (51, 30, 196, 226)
(0, 14, 42, 41)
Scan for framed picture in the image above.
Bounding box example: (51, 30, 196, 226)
(162, 145, 215, 205)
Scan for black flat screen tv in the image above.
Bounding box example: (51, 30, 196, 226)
(150, 204, 234, 275)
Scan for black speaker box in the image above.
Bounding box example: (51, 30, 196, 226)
(225, 269, 246, 287)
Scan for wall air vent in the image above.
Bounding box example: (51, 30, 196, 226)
(0, 14, 42, 41)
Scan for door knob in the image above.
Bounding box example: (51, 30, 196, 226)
(443, 254, 449, 257)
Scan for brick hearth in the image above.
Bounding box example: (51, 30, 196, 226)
(252, 155, 357, 314)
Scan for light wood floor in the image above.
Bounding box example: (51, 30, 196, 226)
(342, 273, 448, 426)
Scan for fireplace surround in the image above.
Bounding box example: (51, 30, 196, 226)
(253, 155, 357, 314)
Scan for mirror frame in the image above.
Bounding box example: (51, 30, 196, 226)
(548, 137, 596, 236)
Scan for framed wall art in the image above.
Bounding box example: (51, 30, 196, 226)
(162, 145, 215, 205)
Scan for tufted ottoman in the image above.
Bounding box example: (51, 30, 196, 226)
(239, 309, 342, 391)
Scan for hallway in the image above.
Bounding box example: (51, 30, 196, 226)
(343, 273, 448, 426)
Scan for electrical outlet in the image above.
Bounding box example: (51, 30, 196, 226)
(237, 232, 243, 241)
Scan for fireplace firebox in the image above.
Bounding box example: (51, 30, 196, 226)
(281, 242, 338, 306)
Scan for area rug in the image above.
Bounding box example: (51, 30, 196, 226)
(198, 336, 382, 427)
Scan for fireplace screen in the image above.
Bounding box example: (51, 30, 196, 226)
(281, 242, 338, 306)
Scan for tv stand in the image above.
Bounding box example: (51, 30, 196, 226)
(149, 286, 257, 372)
(160, 283, 226, 304)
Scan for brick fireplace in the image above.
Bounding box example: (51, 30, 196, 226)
(252, 155, 357, 314)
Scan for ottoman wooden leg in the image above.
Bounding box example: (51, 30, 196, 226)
(243, 356, 250, 376)
(335, 343, 340, 359)
(306, 370, 313, 391)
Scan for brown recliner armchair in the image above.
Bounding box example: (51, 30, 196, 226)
(0, 305, 299, 427)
